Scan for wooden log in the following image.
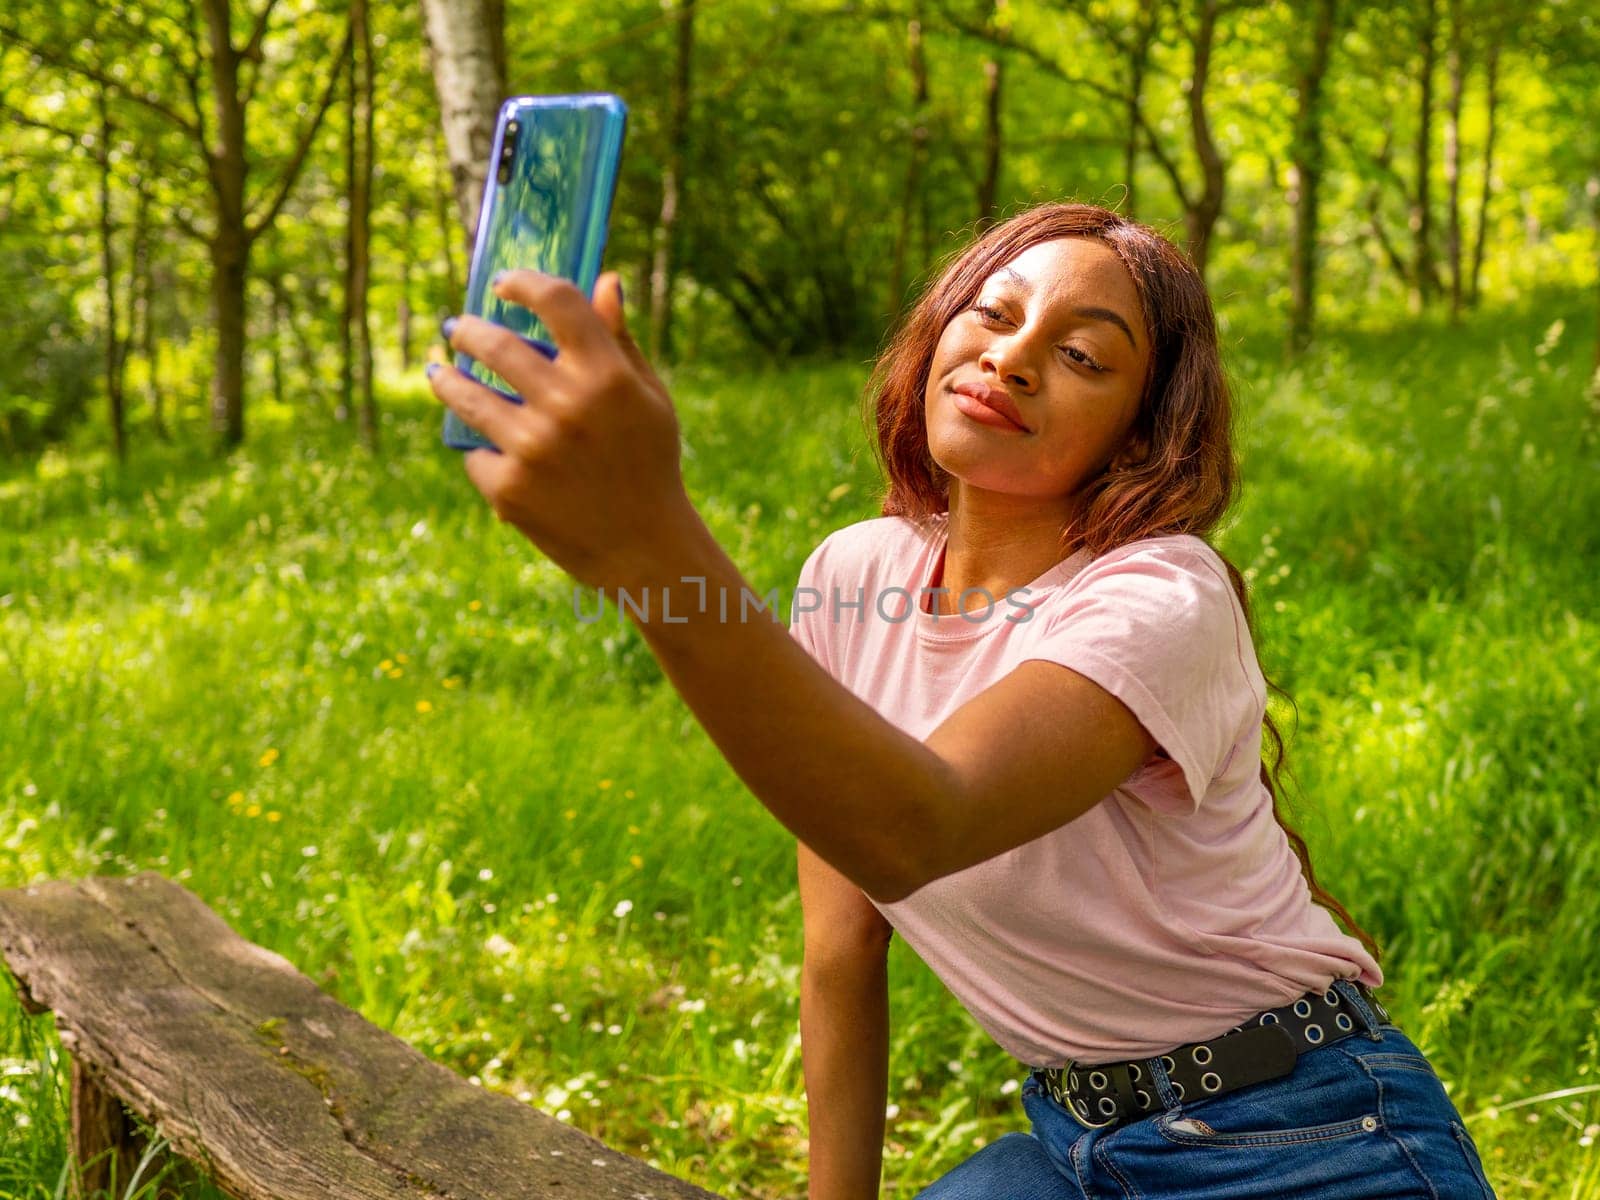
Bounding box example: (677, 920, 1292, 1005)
(69, 1058, 196, 1200)
(0, 873, 725, 1200)
(71, 1057, 146, 1199)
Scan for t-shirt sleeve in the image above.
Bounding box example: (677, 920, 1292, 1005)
(1017, 541, 1262, 815)
(788, 537, 834, 675)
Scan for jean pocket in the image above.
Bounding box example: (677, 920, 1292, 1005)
(1355, 1051, 1442, 1078)
(1450, 1120, 1498, 1198)
(1156, 1107, 1380, 1148)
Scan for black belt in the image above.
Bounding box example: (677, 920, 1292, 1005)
(1037, 980, 1392, 1132)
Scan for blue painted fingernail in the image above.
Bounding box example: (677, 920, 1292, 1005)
(425, 363, 440, 379)
(440, 316, 458, 341)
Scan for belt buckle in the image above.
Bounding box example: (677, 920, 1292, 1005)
(1051, 1061, 1119, 1131)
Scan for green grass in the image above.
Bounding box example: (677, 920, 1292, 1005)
(1, 293, 1598, 1197)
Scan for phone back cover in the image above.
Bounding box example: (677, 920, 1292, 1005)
(443, 93, 627, 451)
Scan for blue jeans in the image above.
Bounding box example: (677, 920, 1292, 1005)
(914, 980, 1497, 1199)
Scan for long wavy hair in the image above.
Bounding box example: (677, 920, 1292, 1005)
(865, 201, 1382, 969)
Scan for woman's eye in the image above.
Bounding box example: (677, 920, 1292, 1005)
(1063, 345, 1106, 373)
(972, 303, 1008, 324)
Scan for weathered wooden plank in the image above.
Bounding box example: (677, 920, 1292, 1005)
(0, 874, 725, 1200)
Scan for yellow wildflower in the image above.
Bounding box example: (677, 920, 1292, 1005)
(396, 653, 409, 664)
(379, 659, 394, 671)
(443, 677, 461, 690)
(266, 811, 282, 823)
(227, 791, 245, 806)
(259, 748, 279, 767)
(598, 779, 613, 790)
(563, 809, 577, 821)
(468, 600, 482, 611)
(416, 700, 433, 714)
(627, 825, 640, 836)
(629, 855, 644, 869)
(388, 667, 403, 679)
(245, 804, 262, 818)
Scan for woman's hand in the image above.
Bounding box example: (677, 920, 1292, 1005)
(428, 270, 696, 592)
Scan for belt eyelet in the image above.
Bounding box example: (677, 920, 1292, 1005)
(1066, 1095, 1118, 1130)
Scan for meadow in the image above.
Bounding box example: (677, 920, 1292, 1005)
(1, 289, 1598, 1198)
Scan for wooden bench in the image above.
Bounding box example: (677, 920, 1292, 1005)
(0, 872, 725, 1199)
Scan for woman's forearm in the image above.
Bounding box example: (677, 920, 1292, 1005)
(619, 509, 952, 902)
(801, 953, 891, 1200)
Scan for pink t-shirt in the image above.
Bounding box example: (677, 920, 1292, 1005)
(788, 512, 1382, 1067)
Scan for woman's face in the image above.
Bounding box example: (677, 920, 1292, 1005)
(924, 237, 1152, 502)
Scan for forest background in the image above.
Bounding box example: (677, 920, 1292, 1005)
(1, 0, 1598, 1196)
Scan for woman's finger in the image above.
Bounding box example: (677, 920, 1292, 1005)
(461, 447, 530, 521)
(590, 271, 653, 377)
(489, 269, 614, 362)
(428, 361, 548, 456)
(443, 314, 563, 402)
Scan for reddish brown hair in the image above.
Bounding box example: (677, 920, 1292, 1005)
(865, 202, 1382, 968)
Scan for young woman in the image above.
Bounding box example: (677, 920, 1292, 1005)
(428, 202, 1497, 1200)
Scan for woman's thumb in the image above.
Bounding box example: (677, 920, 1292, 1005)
(594, 272, 648, 365)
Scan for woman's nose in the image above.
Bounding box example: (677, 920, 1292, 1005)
(979, 339, 1038, 392)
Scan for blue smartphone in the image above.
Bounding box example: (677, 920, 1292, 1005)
(442, 93, 628, 451)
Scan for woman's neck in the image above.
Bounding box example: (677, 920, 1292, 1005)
(927, 492, 1077, 616)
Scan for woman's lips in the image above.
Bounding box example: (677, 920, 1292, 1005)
(952, 382, 1030, 432)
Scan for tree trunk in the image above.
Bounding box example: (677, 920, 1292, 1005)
(484, 0, 506, 96)
(398, 197, 416, 369)
(203, 0, 249, 446)
(352, 0, 376, 450)
(434, 150, 463, 301)
(650, 0, 696, 362)
(1183, 0, 1226, 278)
(339, 31, 355, 424)
(976, 3, 1004, 233)
(1590, 176, 1600, 420)
(269, 277, 318, 394)
(195, 0, 348, 445)
(1410, 0, 1439, 311)
(133, 188, 163, 440)
(1444, 0, 1464, 321)
(889, 8, 930, 314)
(1121, 0, 1159, 220)
(1467, 37, 1499, 308)
(271, 282, 285, 409)
(419, 0, 506, 246)
(96, 86, 126, 463)
(1288, 0, 1338, 357)
(210, 234, 249, 447)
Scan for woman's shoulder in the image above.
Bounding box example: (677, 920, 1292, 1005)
(798, 513, 934, 582)
(1057, 532, 1245, 629)
(1074, 531, 1235, 589)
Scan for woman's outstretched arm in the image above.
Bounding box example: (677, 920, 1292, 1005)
(431, 271, 1155, 902)
(799, 840, 892, 1200)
